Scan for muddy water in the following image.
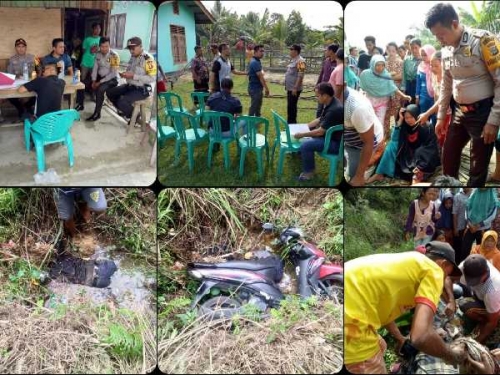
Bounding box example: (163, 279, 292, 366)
(46, 245, 155, 314)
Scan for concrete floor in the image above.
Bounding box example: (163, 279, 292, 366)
(0, 101, 156, 186)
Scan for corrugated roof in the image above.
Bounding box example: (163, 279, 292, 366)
(0, 1, 113, 10)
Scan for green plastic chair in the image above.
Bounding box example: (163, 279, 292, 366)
(237, 115, 270, 179)
(203, 110, 236, 170)
(158, 112, 176, 148)
(159, 92, 190, 115)
(270, 110, 303, 178)
(24, 109, 80, 173)
(168, 110, 208, 172)
(190, 91, 210, 117)
(318, 125, 343, 186)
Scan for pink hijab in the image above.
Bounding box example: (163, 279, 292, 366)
(418, 44, 436, 98)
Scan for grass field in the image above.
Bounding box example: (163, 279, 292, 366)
(158, 74, 343, 186)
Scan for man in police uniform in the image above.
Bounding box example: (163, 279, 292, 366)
(106, 36, 156, 122)
(425, 3, 500, 186)
(285, 44, 306, 124)
(86, 37, 119, 121)
(7, 38, 36, 118)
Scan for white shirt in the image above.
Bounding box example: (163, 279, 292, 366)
(459, 261, 500, 313)
(344, 88, 384, 149)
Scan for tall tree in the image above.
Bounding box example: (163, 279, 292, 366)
(458, 0, 500, 34)
(285, 10, 307, 46)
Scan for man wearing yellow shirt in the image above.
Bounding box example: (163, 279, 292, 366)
(345, 241, 466, 373)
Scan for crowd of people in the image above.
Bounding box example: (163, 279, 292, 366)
(184, 41, 343, 180)
(344, 2, 500, 186)
(1, 23, 156, 130)
(345, 188, 500, 374)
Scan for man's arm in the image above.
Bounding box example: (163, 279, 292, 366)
(437, 61, 453, 121)
(256, 71, 270, 95)
(17, 85, 28, 94)
(411, 303, 465, 364)
(383, 321, 406, 352)
(480, 35, 500, 143)
(476, 310, 500, 344)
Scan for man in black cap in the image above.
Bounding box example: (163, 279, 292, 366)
(7, 38, 37, 119)
(285, 44, 306, 124)
(458, 254, 500, 344)
(345, 241, 466, 373)
(106, 36, 156, 122)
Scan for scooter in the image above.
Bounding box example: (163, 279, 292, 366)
(187, 223, 343, 319)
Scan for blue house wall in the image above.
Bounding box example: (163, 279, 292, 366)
(158, 1, 198, 73)
(111, 1, 156, 65)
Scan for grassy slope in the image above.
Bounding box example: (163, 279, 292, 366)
(158, 75, 342, 186)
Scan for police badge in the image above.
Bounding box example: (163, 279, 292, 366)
(463, 46, 471, 57)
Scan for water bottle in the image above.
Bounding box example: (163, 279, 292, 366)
(58, 60, 65, 79)
(23, 62, 28, 81)
(73, 69, 78, 84)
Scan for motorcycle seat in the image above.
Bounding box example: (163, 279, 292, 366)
(189, 259, 277, 271)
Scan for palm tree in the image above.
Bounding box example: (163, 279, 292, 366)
(240, 9, 272, 44)
(458, 0, 500, 34)
(324, 17, 343, 45)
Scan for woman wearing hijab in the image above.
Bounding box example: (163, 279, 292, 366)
(436, 192, 454, 245)
(460, 189, 499, 265)
(359, 55, 411, 138)
(471, 230, 500, 272)
(415, 44, 436, 120)
(367, 104, 440, 184)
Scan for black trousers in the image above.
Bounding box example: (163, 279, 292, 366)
(286, 90, 302, 124)
(8, 97, 36, 117)
(442, 97, 494, 186)
(458, 228, 484, 265)
(93, 78, 118, 115)
(106, 84, 149, 118)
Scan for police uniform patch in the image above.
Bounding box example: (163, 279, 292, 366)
(145, 59, 157, 76)
(480, 35, 500, 71)
(297, 60, 306, 73)
(110, 54, 120, 68)
(463, 46, 471, 57)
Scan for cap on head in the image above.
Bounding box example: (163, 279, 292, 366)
(425, 241, 462, 276)
(126, 37, 142, 49)
(15, 38, 27, 47)
(463, 254, 489, 286)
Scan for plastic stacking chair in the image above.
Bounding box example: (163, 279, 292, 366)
(158, 112, 176, 148)
(270, 110, 302, 178)
(159, 92, 190, 115)
(190, 91, 210, 117)
(237, 115, 270, 179)
(203, 110, 236, 170)
(168, 110, 208, 173)
(24, 109, 80, 173)
(318, 125, 343, 186)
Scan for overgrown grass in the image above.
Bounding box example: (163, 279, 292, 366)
(344, 188, 422, 261)
(158, 74, 342, 186)
(158, 295, 343, 374)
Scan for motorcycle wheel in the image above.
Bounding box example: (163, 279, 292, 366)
(321, 278, 344, 304)
(198, 296, 243, 320)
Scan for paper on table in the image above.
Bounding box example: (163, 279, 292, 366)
(0, 78, 27, 90)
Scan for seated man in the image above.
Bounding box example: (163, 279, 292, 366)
(86, 37, 120, 121)
(55, 188, 107, 237)
(344, 86, 384, 186)
(458, 254, 500, 345)
(8, 38, 36, 118)
(42, 38, 73, 77)
(17, 63, 65, 124)
(293, 82, 343, 181)
(106, 36, 156, 123)
(206, 77, 243, 137)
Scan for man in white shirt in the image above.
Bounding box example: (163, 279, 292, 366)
(458, 254, 500, 344)
(344, 87, 384, 186)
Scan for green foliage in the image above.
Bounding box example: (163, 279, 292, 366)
(345, 188, 418, 261)
(319, 193, 343, 257)
(2, 259, 46, 301)
(102, 323, 143, 361)
(0, 188, 27, 241)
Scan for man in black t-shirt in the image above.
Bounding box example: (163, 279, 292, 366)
(206, 78, 243, 135)
(357, 35, 377, 73)
(17, 63, 65, 120)
(293, 83, 343, 181)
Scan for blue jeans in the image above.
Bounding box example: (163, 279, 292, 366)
(375, 126, 400, 177)
(300, 138, 338, 173)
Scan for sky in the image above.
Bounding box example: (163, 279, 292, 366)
(345, 0, 483, 50)
(201, 0, 343, 30)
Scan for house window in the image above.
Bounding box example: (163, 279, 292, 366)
(150, 11, 157, 53)
(170, 25, 186, 64)
(109, 14, 126, 49)
(173, 1, 179, 15)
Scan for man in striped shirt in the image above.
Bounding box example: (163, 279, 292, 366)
(344, 87, 384, 186)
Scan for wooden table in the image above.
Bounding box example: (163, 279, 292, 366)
(0, 76, 85, 109)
